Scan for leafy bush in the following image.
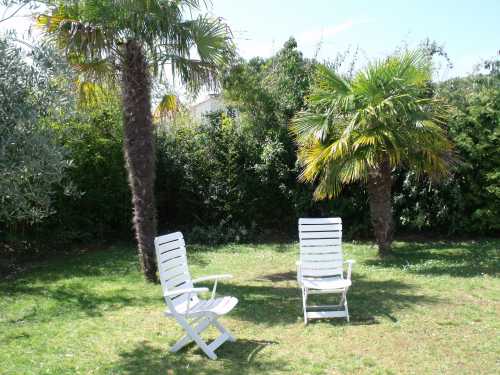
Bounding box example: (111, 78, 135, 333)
(47, 99, 132, 242)
(394, 66, 500, 235)
(0, 38, 71, 226)
(156, 110, 286, 242)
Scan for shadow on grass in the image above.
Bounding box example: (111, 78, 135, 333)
(3, 269, 439, 326)
(1, 246, 141, 284)
(214, 273, 440, 326)
(348, 274, 437, 324)
(2, 282, 159, 323)
(365, 240, 499, 277)
(110, 339, 286, 374)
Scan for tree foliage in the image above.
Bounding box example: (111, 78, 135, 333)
(48, 97, 131, 242)
(0, 37, 71, 225)
(396, 62, 500, 234)
(292, 51, 454, 199)
(36, 0, 235, 91)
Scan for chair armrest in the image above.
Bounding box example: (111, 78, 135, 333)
(344, 260, 355, 280)
(164, 287, 209, 297)
(296, 261, 302, 283)
(192, 274, 232, 299)
(192, 274, 233, 284)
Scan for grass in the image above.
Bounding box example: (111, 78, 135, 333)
(1, 240, 499, 374)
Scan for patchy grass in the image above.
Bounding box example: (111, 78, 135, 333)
(1, 240, 499, 374)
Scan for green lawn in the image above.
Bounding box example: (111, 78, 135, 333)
(1, 240, 499, 374)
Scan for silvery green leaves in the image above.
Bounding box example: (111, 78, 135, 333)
(0, 37, 73, 224)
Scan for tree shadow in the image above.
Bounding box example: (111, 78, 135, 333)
(110, 339, 287, 374)
(3, 245, 141, 284)
(364, 240, 499, 277)
(255, 271, 296, 282)
(1, 282, 159, 323)
(214, 273, 440, 326)
(347, 275, 437, 324)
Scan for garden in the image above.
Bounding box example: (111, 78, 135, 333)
(0, 1, 499, 374)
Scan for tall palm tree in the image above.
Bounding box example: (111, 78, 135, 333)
(37, 0, 234, 281)
(292, 51, 454, 256)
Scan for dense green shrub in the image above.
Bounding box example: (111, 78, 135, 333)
(46, 99, 132, 243)
(394, 66, 500, 235)
(156, 111, 290, 242)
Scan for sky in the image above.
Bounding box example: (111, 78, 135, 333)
(207, 0, 499, 79)
(1, 0, 498, 97)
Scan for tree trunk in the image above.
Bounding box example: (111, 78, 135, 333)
(121, 40, 158, 282)
(367, 157, 394, 256)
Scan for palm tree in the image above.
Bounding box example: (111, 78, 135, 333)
(292, 51, 454, 256)
(37, 0, 234, 281)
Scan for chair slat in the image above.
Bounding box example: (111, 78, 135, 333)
(160, 248, 185, 262)
(301, 268, 343, 277)
(155, 231, 184, 245)
(300, 238, 342, 246)
(161, 256, 186, 271)
(299, 218, 342, 224)
(299, 224, 342, 232)
(166, 273, 191, 290)
(301, 260, 343, 269)
(158, 238, 185, 253)
(161, 265, 188, 281)
(300, 245, 341, 254)
(307, 310, 348, 319)
(301, 252, 343, 262)
(299, 231, 341, 239)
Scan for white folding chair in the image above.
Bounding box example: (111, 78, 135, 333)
(297, 218, 354, 324)
(154, 231, 238, 359)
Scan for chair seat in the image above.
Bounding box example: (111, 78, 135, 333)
(166, 296, 238, 317)
(301, 277, 351, 290)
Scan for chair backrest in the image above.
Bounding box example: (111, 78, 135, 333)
(154, 232, 197, 311)
(298, 218, 343, 279)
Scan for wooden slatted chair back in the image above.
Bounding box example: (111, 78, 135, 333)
(298, 218, 343, 279)
(154, 232, 196, 311)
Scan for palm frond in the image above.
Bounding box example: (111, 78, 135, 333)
(291, 49, 454, 200)
(36, 0, 234, 95)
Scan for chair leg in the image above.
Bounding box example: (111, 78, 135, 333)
(345, 300, 350, 322)
(341, 289, 350, 322)
(172, 317, 217, 359)
(301, 287, 308, 325)
(212, 318, 236, 342)
(191, 332, 217, 360)
(171, 316, 211, 352)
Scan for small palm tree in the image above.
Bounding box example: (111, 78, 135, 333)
(292, 51, 454, 256)
(37, 0, 234, 281)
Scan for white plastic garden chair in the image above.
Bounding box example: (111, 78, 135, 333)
(297, 218, 354, 324)
(154, 231, 238, 360)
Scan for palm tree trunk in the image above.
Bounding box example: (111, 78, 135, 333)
(367, 157, 394, 256)
(121, 39, 158, 282)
